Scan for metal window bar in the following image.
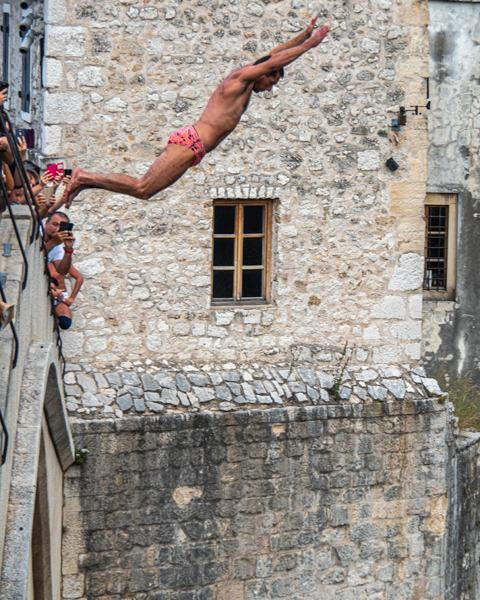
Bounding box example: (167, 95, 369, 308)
(424, 205, 449, 291)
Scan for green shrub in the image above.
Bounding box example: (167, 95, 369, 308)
(436, 372, 480, 431)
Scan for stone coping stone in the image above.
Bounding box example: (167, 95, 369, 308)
(69, 398, 447, 435)
(63, 361, 447, 420)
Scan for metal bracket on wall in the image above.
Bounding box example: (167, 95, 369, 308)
(3, 244, 11, 257)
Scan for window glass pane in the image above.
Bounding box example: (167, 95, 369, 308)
(243, 237, 263, 266)
(213, 238, 235, 266)
(242, 269, 263, 298)
(243, 205, 264, 234)
(214, 205, 235, 234)
(213, 270, 234, 299)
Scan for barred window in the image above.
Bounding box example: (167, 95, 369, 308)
(212, 200, 272, 303)
(424, 205, 448, 290)
(424, 194, 457, 300)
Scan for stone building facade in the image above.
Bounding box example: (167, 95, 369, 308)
(422, 0, 480, 382)
(37, 0, 429, 370)
(3, 0, 480, 599)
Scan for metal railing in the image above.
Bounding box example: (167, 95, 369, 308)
(0, 105, 67, 466)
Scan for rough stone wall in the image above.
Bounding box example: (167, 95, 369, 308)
(63, 400, 449, 600)
(42, 0, 430, 368)
(422, 1, 480, 381)
(446, 432, 480, 600)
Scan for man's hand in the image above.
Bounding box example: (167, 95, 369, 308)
(63, 297, 74, 307)
(17, 136, 27, 159)
(0, 88, 7, 106)
(50, 231, 72, 247)
(305, 16, 318, 38)
(63, 233, 75, 251)
(309, 25, 330, 48)
(52, 174, 63, 189)
(35, 193, 47, 209)
(40, 171, 54, 188)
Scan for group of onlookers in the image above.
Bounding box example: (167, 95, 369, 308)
(0, 84, 83, 331)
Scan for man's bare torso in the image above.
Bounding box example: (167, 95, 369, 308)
(194, 69, 255, 153)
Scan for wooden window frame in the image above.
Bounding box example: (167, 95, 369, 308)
(212, 199, 273, 306)
(423, 193, 457, 301)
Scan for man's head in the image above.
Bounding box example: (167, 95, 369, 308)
(44, 211, 69, 239)
(9, 187, 26, 205)
(253, 55, 284, 93)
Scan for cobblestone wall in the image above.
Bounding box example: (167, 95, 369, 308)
(63, 400, 449, 600)
(63, 358, 443, 419)
(43, 0, 430, 367)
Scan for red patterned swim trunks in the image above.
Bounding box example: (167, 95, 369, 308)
(167, 125, 206, 166)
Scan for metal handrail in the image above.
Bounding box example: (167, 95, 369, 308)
(0, 172, 28, 290)
(0, 277, 18, 369)
(0, 110, 40, 236)
(0, 105, 66, 375)
(0, 407, 8, 465)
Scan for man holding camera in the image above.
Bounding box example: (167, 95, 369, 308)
(43, 211, 75, 276)
(64, 18, 330, 206)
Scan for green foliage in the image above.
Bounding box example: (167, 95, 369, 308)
(436, 371, 480, 431)
(74, 445, 88, 466)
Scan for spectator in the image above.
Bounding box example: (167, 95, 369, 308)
(43, 211, 75, 276)
(50, 274, 79, 330)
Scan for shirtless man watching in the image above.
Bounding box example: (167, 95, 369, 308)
(65, 18, 330, 207)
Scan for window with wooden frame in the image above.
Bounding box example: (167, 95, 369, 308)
(212, 200, 272, 304)
(423, 193, 457, 300)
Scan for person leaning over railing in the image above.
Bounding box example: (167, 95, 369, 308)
(43, 211, 75, 276)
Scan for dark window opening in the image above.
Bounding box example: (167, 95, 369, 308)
(21, 45, 30, 114)
(2, 11, 9, 84)
(424, 205, 448, 291)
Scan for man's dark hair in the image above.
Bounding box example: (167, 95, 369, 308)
(253, 55, 284, 79)
(46, 211, 70, 223)
(50, 276, 59, 287)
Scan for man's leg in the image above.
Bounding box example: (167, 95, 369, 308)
(65, 144, 197, 207)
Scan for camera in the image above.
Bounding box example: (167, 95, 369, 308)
(58, 221, 74, 233)
(20, 0, 33, 9)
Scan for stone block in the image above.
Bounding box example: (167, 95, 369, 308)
(44, 92, 84, 125)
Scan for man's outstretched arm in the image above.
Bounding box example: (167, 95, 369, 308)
(270, 16, 319, 55)
(238, 25, 330, 83)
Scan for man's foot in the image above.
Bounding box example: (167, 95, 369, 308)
(64, 168, 88, 208)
